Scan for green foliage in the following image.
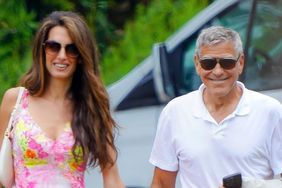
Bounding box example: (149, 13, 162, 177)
(0, 0, 37, 100)
(91, 1, 118, 55)
(24, 0, 115, 56)
(0, 0, 209, 100)
(101, 0, 208, 85)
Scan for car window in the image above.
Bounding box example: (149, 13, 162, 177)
(116, 70, 161, 110)
(244, 0, 282, 90)
(179, 37, 201, 95)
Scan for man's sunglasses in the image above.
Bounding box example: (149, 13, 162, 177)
(199, 55, 240, 70)
(43, 40, 79, 58)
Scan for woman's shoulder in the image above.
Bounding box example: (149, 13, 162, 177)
(1, 87, 23, 111)
(3, 87, 22, 100)
(0, 87, 23, 135)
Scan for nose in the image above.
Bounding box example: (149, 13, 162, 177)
(57, 47, 67, 59)
(212, 62, 224, 76)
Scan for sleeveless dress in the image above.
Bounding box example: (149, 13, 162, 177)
(11, 89, 86, 188)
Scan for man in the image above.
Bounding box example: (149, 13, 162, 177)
(149, 26, 282, 188)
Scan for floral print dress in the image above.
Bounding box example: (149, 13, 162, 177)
(11, 89, 86, 188)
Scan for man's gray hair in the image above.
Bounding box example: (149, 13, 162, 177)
(195, 26, 243, 56)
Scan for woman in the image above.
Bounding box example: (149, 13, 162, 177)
(0, 11, 124, 187)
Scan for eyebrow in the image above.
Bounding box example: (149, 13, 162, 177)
(200, 56, 236, 59)
(45, 40, 75, 45)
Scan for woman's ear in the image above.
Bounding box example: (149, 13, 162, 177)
(78, 58, 83, 64)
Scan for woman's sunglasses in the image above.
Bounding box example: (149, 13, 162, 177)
(199, 55, 240, 70)
(43, 40, 79, 58)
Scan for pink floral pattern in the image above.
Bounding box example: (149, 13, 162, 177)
(11, 89, 86, 188)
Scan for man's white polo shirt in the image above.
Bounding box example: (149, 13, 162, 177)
(149, 82, 282, 188)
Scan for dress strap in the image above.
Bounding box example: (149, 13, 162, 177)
(20, 88, 29, 109)
(6, 87, 25, 138)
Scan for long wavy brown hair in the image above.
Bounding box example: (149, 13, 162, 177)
(20, 11, 117, 170)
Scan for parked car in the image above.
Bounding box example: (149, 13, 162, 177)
(85, 0, 282, 187)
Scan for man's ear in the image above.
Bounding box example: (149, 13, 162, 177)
(194, 54, 200, 75)
(238, 54, 245, 75)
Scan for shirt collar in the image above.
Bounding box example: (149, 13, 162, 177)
(233, 81, 250, 116)
(192, 81, 250, 118)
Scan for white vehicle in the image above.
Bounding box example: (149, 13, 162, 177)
(86, 0, 282, 187)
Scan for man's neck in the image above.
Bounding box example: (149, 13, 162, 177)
(203, 85, 243, 123)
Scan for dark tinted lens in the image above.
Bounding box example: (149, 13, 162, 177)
(65, 44, 79, 58)
(44, 41, 61, 55)
(200, 58, 217, 70)
(219, 58, 237, 69)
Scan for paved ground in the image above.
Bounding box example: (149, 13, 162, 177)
(85, 106, 161, 187)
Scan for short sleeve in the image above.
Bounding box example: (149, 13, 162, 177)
(269, 106, 282, 176)
(149, 104, 179, 172)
